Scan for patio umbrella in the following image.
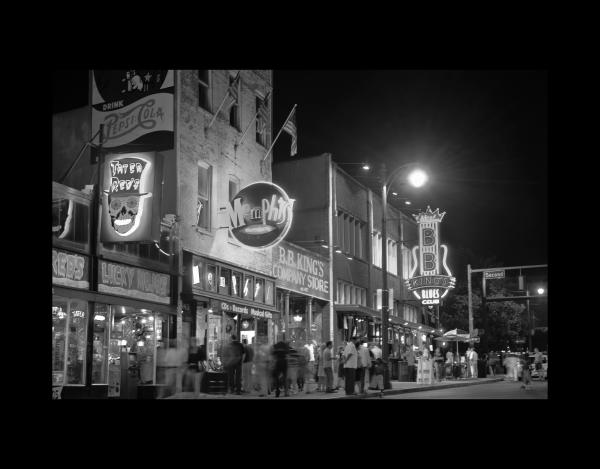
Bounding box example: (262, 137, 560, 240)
(434, 329, 471, 359)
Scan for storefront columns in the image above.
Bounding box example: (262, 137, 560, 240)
(307, 297, 313, 342)
(284, 291, 290, 341)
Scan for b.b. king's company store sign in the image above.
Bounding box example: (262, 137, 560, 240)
(272, 241, 329, 301)
(227, 181, 295, 250)
(98, 260, 171, 304)
(405, 206, 456, 305)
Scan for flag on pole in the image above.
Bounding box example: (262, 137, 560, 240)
(226, 73, 240, 109)
(282, 108, 297, 156)
(256, 93, 270, 135)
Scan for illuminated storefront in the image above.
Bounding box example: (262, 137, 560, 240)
(183, 252, 279, 370)
(272, 241, 330, 345)
(52, 182, 177, 399)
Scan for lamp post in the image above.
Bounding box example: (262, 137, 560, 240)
(379, 162, 427, 389)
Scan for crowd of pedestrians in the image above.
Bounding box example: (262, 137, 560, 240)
(176, 333, 545, 398)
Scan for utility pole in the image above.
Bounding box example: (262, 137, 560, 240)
(380, 163, 391, 389)
(467, 264, 473, 335)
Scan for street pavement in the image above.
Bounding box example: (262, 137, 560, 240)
(385, 378, 547, 399)
(162, 374, 542, 399)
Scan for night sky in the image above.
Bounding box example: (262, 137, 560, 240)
(272, 70, 548, 277)
(52, 69, 548, 277)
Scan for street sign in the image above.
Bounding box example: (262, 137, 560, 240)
(484, 269, 505, 279)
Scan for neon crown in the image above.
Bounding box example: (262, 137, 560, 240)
(413, 206, 446, 223)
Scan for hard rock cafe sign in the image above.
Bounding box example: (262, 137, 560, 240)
(227, 181, 295, 250)
(405, 206, 455, 305)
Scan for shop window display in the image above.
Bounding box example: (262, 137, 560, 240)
(66, 300, 88, 384)
(254, 278, 264, 303)
(52, 300, 69, 386)
(92, 304, 110, 384)
(243, 275, 254, 301)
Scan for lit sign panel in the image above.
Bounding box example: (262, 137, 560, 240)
(52, 248, 89, 289)
(100, 152, 162, 243)
(228, 181, 295, 250)
(91, 70, 174, 149)
(220, 301, 273, 319)
(484, 269, 505, 279)
(405, 206, 455, 305)
(98, 260, 171, 304)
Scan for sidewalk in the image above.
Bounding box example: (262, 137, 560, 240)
(163, 375, 506, 399)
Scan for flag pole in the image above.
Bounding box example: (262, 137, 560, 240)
(262, 103, 296, 162)
(206, 70, 240, 130)
(236, 91, 270, 150)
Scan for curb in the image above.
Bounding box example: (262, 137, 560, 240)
(336, 377, 506, 399)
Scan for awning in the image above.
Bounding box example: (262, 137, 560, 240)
(334, 304, 380, 320)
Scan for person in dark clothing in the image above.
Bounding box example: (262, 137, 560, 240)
(271, 340, 290, 397)
(241, 339, 254, 393)
(223, 334, 245, 394)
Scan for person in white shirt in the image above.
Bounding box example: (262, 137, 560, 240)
(357, 339, 372, 394)
(469, 347, 478, 379)
(343, 337, 358, 395)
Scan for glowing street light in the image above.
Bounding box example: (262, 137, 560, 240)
(408, 169, 428, 188)
(537, 287, 545, 295)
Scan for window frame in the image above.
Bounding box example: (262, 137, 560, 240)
(197, 70, 211, 112)
(228, 73, 241, 131)
(196, 163, 212, 233)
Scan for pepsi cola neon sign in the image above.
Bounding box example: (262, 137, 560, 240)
(227, 181, 295, 250)
(405, 206, 455, 305)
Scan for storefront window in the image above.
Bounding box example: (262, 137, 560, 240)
(254, 278, 264, 303)
(219, 268, 231, 296)
(92, 304, 110, 384)
(264, 281, 274, 305)
(207, 313, 222, 367)
(52, 299, 69, 386)
(52, 195, 90, 247)
(231, 271, 242, 297)
(66, 299, 88, 385)
(243, 275, 254, 301)
(192, 259, 204, 289)
(206, 264, 217, 292)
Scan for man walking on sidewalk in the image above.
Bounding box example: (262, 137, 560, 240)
(343, 337, 358, 395)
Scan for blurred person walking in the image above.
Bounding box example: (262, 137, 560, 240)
(223, 334, 245, 395)
(287, 344, 301, 395)
(520, 353, 532, 390)
(503, 353, 518, 382)
(254, 343, 271, 397)
(343, 336, 358, 395)
(271, 340, 290, 397)
(241, 339, 254, 393)
(533, 348, 544, 380)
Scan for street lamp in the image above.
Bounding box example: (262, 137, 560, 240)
(379, 162, 428, 389)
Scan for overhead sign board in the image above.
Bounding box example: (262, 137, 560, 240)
(272, 241, 329, 301)
(228, 181, 295, 250)
(405, 206, 456, 305)
(91, 70, 174, 149)
(484, 269, 505, 280)
(98, 260, 171, 304)
(100, 152, 163, 243)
